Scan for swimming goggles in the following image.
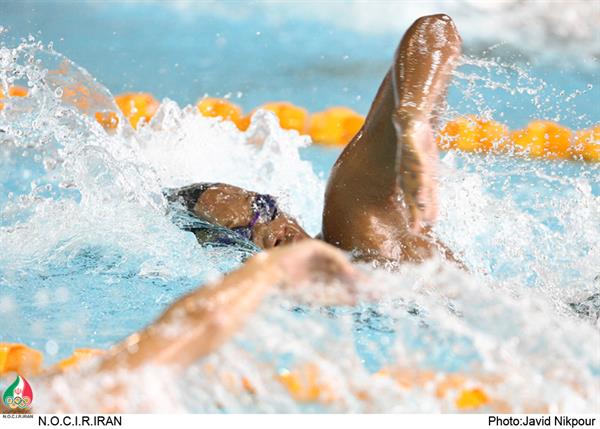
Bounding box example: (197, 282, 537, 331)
(231, 193, 279, 240)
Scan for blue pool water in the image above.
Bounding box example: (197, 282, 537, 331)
(0, 1, 599, 413)
(1, 1, 597, 129)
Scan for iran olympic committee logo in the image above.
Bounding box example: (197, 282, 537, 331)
(2, 374, 33, 410)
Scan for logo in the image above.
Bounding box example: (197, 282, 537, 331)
(3, 374, 33, 410)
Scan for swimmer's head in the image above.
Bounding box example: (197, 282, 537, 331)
(184, 183, 310, 249)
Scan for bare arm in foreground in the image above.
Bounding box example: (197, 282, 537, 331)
(0, 241, 356, 413)
(99, 239, 358, 371)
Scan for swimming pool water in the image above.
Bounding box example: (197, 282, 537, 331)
(0, 1, 599, 413)
(1, 1, 597, 129)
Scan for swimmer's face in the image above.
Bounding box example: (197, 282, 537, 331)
(193, 184, 310, 249)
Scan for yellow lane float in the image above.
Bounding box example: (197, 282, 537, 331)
(115, 92, 160, 129)
(256, 102, 309, 134)
(308, 107, 365, 146)
(0, 86, 29, 110)
(197, 97, 249, 130)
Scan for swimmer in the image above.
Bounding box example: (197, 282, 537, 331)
(3, 14, 465, 413)
(168, 183, 310, 249)
(170, 14, 462, 264)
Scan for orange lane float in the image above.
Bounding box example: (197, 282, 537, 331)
(509, 120, 573, 160)
(438, 115, 508, 153)
(308, 107, 365, 146)
(0, 343, 43, 376)
(277, 364, 339, 403)
(94, 111, 120, 132)
(96, 92, 598, 162)
(375, 367, 492, 411)
(0, 344, 103, 376)
(277, 364, 492, 410)
(3, 86, 28, 97)
(197, 97, 249, 130)
(0, 342, 505, 411)
(0, 85, 29, 110)
(115, 92, 159, 129)
(255, 102, 309, 134)
(439, 116, 599, 162)
(573, 125, 600, 162)
(455, 387, 490, 410)
(55, 348, 104, 372)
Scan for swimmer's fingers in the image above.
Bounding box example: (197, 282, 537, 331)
(272, 240, 363, 302)
(303, 244, 363, 285)
(287, 281, 360, 307)
(298, 241, 361, 285)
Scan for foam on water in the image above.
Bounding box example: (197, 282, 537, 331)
(0, 39, 599, 412)
(32, 261, 600, 412)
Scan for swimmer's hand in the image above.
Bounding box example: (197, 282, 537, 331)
(265, 240, 363, 305)
(395, 118, 439, 233)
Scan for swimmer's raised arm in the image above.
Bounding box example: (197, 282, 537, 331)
(392, 15, 461, 231)
(99, 240, 358, 371)
(323, 14, 462, 262)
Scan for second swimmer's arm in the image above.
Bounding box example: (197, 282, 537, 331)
(99, 255, 276, 371)
(99, 240, 358, 372)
